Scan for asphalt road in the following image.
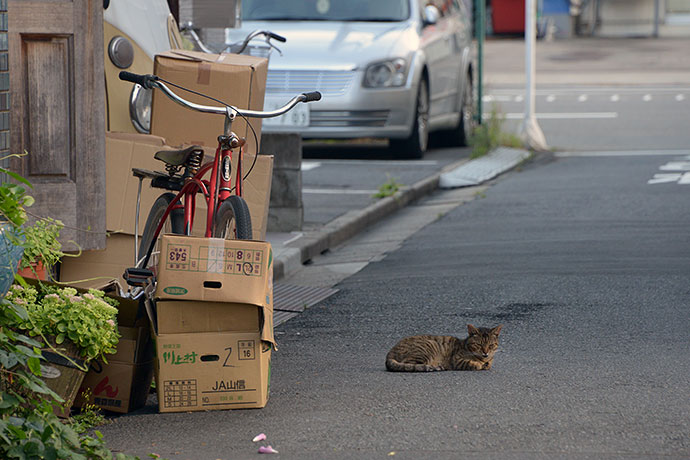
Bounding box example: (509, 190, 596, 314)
(486, 84, 690, 151)
(99, 149, 690, 459)
(96, 38, 690, 459)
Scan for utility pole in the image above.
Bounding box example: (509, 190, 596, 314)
(474, 0, 485, 125)
(520, 0, 549, 151)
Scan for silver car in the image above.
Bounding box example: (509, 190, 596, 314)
(226, 0, 475, 159)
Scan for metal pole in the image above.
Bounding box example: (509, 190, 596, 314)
(520, 0, 548, 151)
(475, 0, 484, 124)
(653, 0, 659, 38)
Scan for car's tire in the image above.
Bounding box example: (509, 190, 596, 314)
(437, 72, 476, 147)
(389, 78, 429, 159)
(138, 192, 185, 270)
(213, 195, 253, 240)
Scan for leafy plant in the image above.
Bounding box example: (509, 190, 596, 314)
(18, 217, 65, 271)
(1, 167, 145, 459)
(469, 106, 522, 159)
(373, 175, 403, 198)
(68, 390, 108, 435)
(5, 283, 120, 363)
(0, 165, 34, 228)
(0, 297, 141, 460)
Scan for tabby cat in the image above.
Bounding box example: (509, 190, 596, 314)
(385, 324, 503, 372)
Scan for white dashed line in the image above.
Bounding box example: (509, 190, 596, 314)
(642, 94, 652, 102)
(503, 112, 617, 120)
(578, 94, 588, 102)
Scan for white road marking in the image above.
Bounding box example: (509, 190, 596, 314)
(642, 94, 652, 102)
(514, 95, 524, 102)
(678, 173, 690, 185)
(556, 150, 690, 158)
(578, 94, 588, 102)
(303, 188, 379, 195)
(676, 94, 685, 101)
(546, 95, 556, 102)
(488, 85, 690, 95)
(307, 159, 438, 166)
(502, 112, 617, 120)
(659, 161, 690, 171)
(648, 173, 682, 184)
(301, 161, 321, 171)
(610, 94, 620, 102)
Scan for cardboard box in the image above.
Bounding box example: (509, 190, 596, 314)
(155, 331, 271, 412)
(156, 300, 260, 335)
(60, 233, 135, 289)
(77, 360, 154, 414)
(154, 236, 273, 326)
(73, 283, 155, 413)
(144, 234, 275, 413)
(151, 50, 268, 156)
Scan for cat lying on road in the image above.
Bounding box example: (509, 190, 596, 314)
(386, 324, 503, 372)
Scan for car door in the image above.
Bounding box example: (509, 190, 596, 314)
(418, 0, 463, 118)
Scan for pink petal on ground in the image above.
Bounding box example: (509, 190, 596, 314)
(258, 445, 279, 454)
(252, 433, 267, 442)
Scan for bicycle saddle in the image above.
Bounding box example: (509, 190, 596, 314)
(154, 145, 203, 167)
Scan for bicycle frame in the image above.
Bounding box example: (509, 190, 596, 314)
(121, 73, 321, 270)
(140, 120, 243, 268)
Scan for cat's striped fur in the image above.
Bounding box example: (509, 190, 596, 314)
(385, 324, 502, 372)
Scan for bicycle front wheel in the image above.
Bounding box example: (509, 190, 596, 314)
(213, 196, 253, 240)
(138, 192, 185, 270)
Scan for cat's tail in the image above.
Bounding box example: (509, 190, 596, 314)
(385, 358, 438, 372)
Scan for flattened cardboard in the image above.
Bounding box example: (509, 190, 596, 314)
(105, 132, 273, 240)
(154, 331, 271, 412)
(154, 235, 274, 345)
(151, 50, 268, 155)
(155, 300, 261, 335)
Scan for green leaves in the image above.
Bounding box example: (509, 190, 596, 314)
(5, 284, 120, 362)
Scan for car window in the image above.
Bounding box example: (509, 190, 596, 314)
(243, 0, 411, 21)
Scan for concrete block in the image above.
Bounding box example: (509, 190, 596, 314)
(268, 206, 303, 232)
(270, 169, 302, 208)
(260, 133, 302, 170)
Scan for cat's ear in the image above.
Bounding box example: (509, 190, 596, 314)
(467, 324, 480, 336)
(491, 324, 503, 336)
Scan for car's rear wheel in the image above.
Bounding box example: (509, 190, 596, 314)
(437, 72, 475, 147)
(389, 78, 429, 159)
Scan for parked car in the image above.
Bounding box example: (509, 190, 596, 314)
(103, 0, 182, 134)
(226, 0, 476, 158)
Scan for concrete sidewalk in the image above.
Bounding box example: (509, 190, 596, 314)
(267, 147, 531, 282)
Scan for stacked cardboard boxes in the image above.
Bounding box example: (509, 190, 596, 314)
(146, 234, 274, 412)
(61, 50, 272, 289)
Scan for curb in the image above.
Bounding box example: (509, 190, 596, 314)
(272, 157, 469, 281)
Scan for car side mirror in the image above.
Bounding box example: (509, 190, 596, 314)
(423, 5, 441, 26)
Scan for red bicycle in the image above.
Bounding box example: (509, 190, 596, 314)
(118, 71, 320, 284)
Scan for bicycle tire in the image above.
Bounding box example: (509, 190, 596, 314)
(138, 192, 185, 269)
(213, 195, 253, 240)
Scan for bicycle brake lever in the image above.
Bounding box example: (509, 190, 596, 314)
(266, 39, 283, 57)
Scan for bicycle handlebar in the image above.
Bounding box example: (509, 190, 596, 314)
(267, 32, 287, 43)
(118, 71, 321, 119)
(119, 71, 158, 89)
